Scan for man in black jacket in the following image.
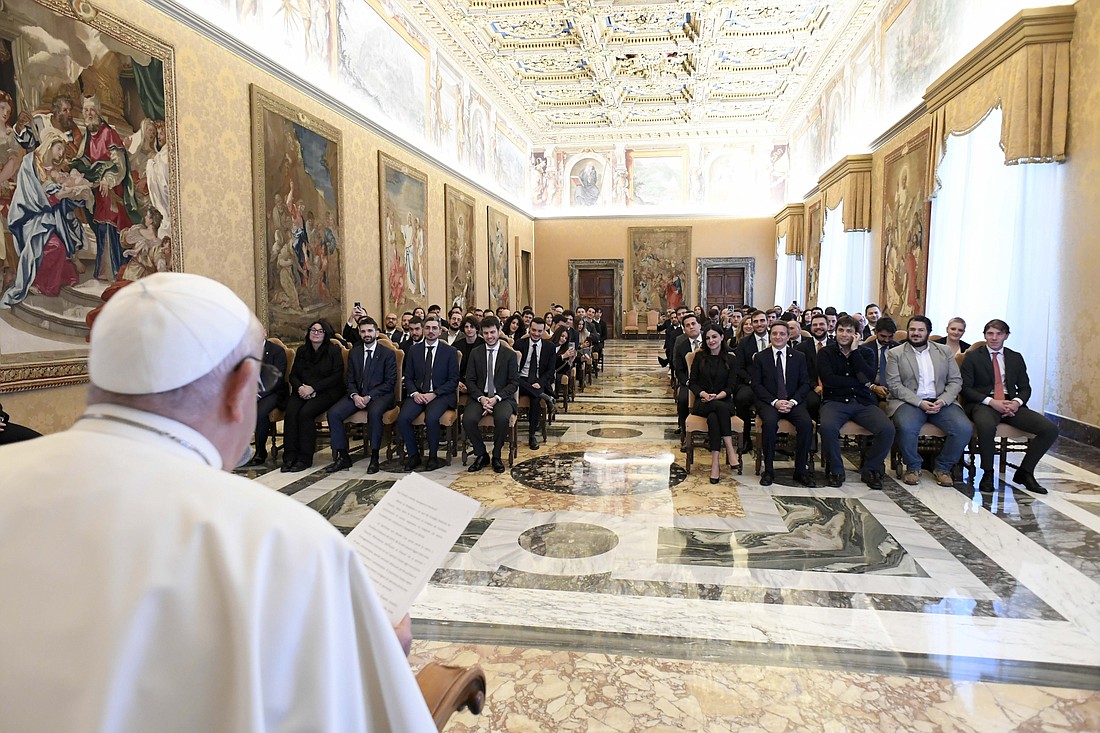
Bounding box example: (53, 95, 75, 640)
(463, 317, 520, 473)
(672, 313, 703, 436)
(0, 402, 40, 446)
(251, 337, 288, 464)
(795, 313, 832, 421)
(515, 317, 556, 450)
(733, 310, 770, 451)
(751, 321, 815, 487)
(817, 316, 895, 489)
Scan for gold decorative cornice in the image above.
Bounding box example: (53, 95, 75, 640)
(774, 203, 806, 256)
(817, 154, 872, 231)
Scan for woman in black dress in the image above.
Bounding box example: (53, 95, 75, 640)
(689, 322, 740, 483)
(281, 319, 345, 472)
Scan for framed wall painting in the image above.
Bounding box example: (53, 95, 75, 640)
(444, 184, 475, 312)
(881, 128, 931, 322)
(0, 0, 180, 392)
(805, 201, 823, 308)
(627, 226, 690, 313)
(251, 85, 343, 343)
(486, 205, 508, 310)
(379, 152, 428, 316)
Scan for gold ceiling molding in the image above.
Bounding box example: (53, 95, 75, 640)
(924, 4, 1075, 192)
(774, 203, 806, 256)
(817, 154, 872, 232)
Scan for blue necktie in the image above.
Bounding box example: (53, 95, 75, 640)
(878, 345, 888, 384)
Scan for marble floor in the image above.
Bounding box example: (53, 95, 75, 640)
(250, 342, 1100, 731)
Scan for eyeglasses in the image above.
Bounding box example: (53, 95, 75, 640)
(308, 327, 325, 334)
(239, 355, 283, 394)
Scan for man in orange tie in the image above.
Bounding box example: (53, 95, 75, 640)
(961, 319, 1058, 494)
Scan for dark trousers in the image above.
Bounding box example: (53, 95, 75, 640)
(463, 400, 515, 458)
(965, 403, 1058, 473)
(328, 395, 394, 451)
(756, 401, 813, 473)
(677, 386, 690, 431)
(819, 400, 895, 476)
(398, 397, 452, 457)
(254, 393, 282, 455)
(734, 384, 756, 433)
(283, 390, 342, 465)
(0, 420, 41, 445)
(692, 398, 735, 451)
(803, 389, 821, 422)
(518, 378, 545, 436)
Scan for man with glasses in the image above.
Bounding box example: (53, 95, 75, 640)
(398, 315, 459, 471)
(0, 273, 434, 730)
(324, 316, 398, 475)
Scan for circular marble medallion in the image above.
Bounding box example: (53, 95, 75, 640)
(511, 450, 686, 495)
(518, 522, 619, 558)
(586, 427, 644, 439)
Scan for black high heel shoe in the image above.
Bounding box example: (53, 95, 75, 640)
(710, 476, 720, 484)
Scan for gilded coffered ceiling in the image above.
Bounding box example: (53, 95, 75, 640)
(405, 0, 885, 144)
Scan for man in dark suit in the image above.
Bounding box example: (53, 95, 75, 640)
(751, 320, 815, 487)
(660, 308, 684, 369)
(381, 312, 406, 345)
(251, 337, 289, 465)
(961, 319, 1058, 494)
(398, 315, 459, 471)
(515, 317, 556, 450)
(672, 313, 702, 436)
(794, 313, 832, 421)
(867, 317, 899, 402)
(341, 303, 367, 345)
(324, 317, 397, 475)
(733, 310, 770, 451)
(590, 307, 608, 372)
(399, 316, 423, 355)
(463, 317, 520, 473)
(0, 402, 41, 446)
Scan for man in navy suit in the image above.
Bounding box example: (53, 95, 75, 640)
(515, 317, 556, 450)
(794, 312, 833, 421)
(735, 310, 771, 451)
(463, 317, 520, 473)
(398, 315, 459, 471)
(324, 317, 397, 475)
(961, 319, 1058, 494)
(751, 320, 815, 487)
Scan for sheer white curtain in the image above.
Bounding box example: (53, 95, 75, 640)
(926, 107, 1063, 409)
(774, 235, 804, 309)
(817, 201, 872, 313)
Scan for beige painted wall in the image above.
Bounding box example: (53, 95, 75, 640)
(1049, 0, 1100, 427)
(533, 216, 777, 318)
(3, 0, 532, 433)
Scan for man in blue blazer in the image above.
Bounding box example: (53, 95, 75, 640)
(398, 315, 459, 471)
(324, 316, 397, 475)
(751, 321, 815, 487)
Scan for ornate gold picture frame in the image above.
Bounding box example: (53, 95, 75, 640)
(444, 184, 475, 312)
(379, 151, 428, 317)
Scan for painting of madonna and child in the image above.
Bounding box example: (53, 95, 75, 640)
(0, 0, 176, 365)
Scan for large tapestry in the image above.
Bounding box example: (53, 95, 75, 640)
(881, 128, 932, 321)
(251, 86, 343, 343)
(486, 206, 508, 310)
(0, 0, 179, 392)
(628, 227, 690, 313)
(805, 201, 823, 308)
(445, 184, 474, 312)
(380, 152, 428, 316)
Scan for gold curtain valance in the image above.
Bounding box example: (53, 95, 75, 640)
(924, 5, 1075, 194)
(817, 155, 872, 232)
(774, 203, 805, 256)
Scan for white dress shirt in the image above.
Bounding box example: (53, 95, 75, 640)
(912, 345, 937, 399)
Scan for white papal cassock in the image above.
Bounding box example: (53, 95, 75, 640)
(0, 404, 436, 732)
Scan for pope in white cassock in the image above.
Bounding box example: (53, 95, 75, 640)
(0, 273, 436, 732)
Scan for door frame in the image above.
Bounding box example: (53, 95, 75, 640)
(696, 257, 756, 310)
(569, 258, 624, 338)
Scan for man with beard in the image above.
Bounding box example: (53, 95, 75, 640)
(672, 312, 702, 437)
(795, 313, 833, 421)
(733, 310, 771, 451)
(19, 94, 83, 159)
(400, 316, 423, 355)
(382, 311, 405, 344)
(885, 315, 970, 487)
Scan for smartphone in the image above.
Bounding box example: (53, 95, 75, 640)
(354, 301, 362, 310)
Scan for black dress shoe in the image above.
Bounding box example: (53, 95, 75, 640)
(862, 471, 883, 490)
(280, 456, 297, 473)
(827, 473, 845, 488)
(403, 455, 422, 472)
(760, 471, 774, 486)
(529, 435, 540, 450)
(979, 473, 995, 493)
(366, 457, 380, 474)
(1014, 471, 1048, 494)
(425, 455, 443, 471)
(793, 470, 817, 488)
(250, 452, 268, 466)
(288, 461, 310, 473)
(324, 451, 355, 473)
(741, 437, 754, 453)
(709, 476, 720, 485)
(491, 457, 506, 473)
(468, 454, 489, 472)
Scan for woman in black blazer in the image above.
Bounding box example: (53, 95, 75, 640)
(282, 319, 345, 472)
(930, 316, 971, 356)
(689, 323, 740, 483)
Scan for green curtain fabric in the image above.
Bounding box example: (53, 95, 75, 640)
(131, 56, 164, 121)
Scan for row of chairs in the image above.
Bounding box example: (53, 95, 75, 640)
(623, 309, 660, 336)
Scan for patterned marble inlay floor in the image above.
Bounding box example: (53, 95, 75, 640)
(253, 341, 1100, 727)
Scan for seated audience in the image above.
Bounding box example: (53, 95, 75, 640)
(885, 316, 971, 486)
(751, 320, 815, 487)
(462, 317, 519, 474)
(817, 315, 896, 489)
(281, 320, 345, 472)
(673, 313, 703, 436)
(516, 317, 556, 450)
(382, 311, 405, 344)
(0, 402, 41, 445)
(660, 308, 684, 368)
(863, 303, 881, 339)
(795, 313, 832, 421)
(867, 317, 899, 402)
(342, 303, 367, 344)
(689, 322, 741, 483)
(400, 316, 424, 354)
(324, 316, 397, 475)
(552, 325, 576, 395)
(960, 319, 1058, 494)
(397, 315, 459, 471)
(733, 310, 771, 450)
(251, 337, 288, 464)
(931, 317, 970, 355)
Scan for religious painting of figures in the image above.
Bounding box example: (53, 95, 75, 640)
(486, 206, 509, 310)
(629, 152, 684, 207)
(0, 0, 179, 392)
(445, 184, 475, 312)
(628, 227, 690, 313)
(805, 201, 823, 308)
(379, 152, 427, 316)
(250, 86, 343, 344)
(881, 128, 931, 322)
(882, 0, 963, 116)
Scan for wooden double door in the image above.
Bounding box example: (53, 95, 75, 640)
(577, 268, 615, 338)
(705, 267, 745, 309)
